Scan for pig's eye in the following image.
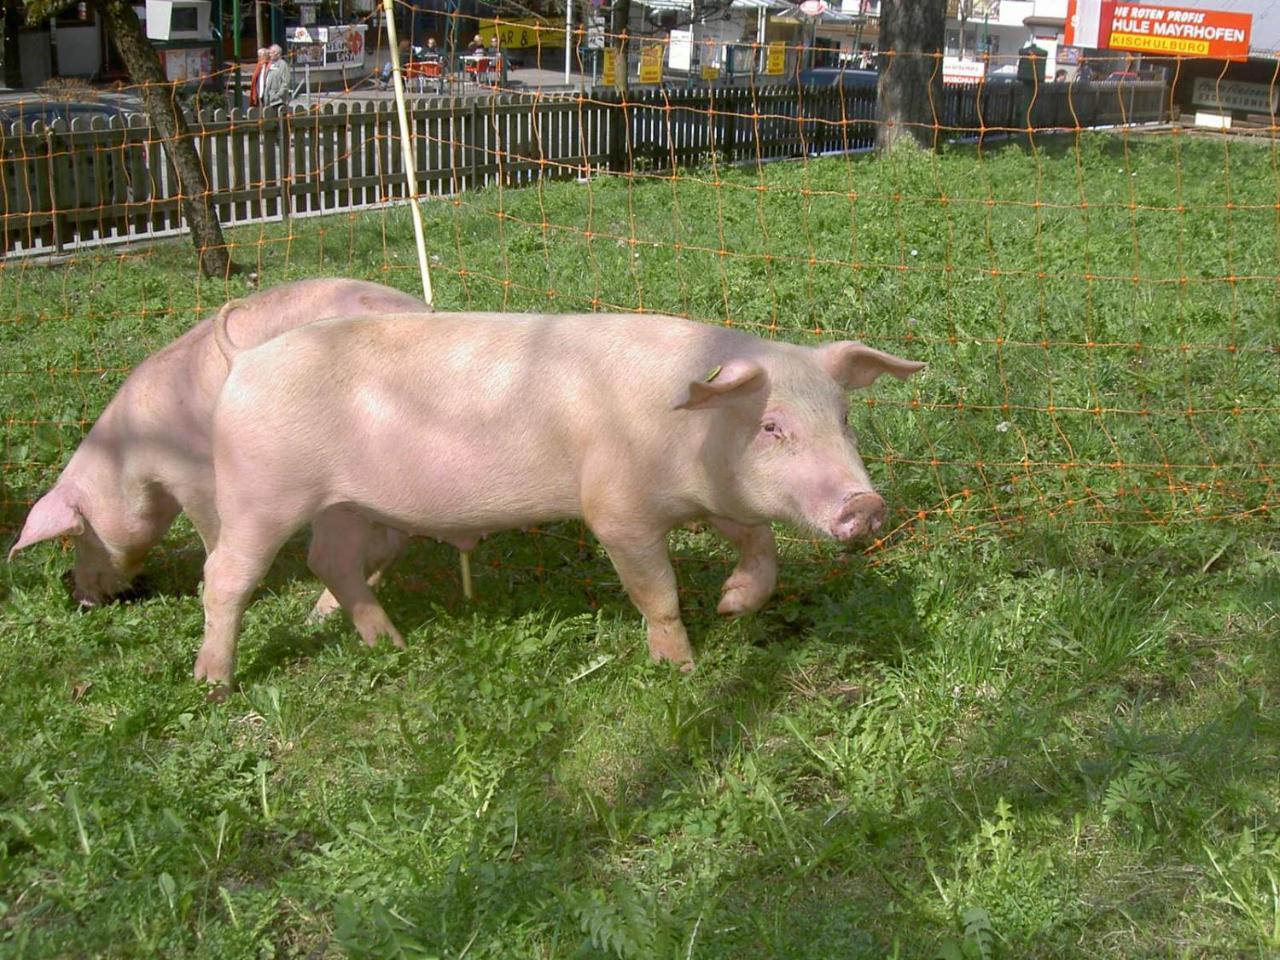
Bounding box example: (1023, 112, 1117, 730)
(761, 420, 783, 439)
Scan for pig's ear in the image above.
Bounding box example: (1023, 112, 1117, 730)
(817, 342, 926, 390)
(675, 360, 768, 410)
(7, 489, 85, 561)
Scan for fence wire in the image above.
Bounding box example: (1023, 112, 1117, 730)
(1, 17, 1276, 604)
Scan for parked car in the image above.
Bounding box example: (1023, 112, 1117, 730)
(0, 99, 134, 131)
(1, 98, 149, 246)
(795, 67, 878, 90)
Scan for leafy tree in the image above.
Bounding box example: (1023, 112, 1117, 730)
(876, 0, 945, 152)
(23, 0, 237, 276)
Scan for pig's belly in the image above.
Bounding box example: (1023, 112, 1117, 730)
(329, 430, 583, 542)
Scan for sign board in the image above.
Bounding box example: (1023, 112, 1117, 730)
(478, 18, 566, 49)
(145, 0, 211, 41)
(586, 14, 606, 50)
(1191, 76, 1278, 114)
(602, 46, 617, 86)
(1194, 111, 1231, 129)
(668, 28, 692, 71)
(943, 57, 984, 84)
(1066, 1, 1251, 60)
(765, 41, 786, 75)
(639, 42, 663, 83)
(292, 23, 366, 68)
(700, 64, 719, 81)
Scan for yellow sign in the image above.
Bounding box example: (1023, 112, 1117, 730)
(477, 18, 565, 49)
(1109, 31, 1208, 55)
(700, 64, 719, 81)
(639, 42, 664, 83)
(765, 41, 786, 75)
(602, 47, 617, 86)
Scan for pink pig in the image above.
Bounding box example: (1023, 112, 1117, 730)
(8, 278, 430, 606)
(194, 311, 924, 687)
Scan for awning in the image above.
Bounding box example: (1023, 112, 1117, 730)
(772, 1, 861, 22)
(633, 0, 792, 11)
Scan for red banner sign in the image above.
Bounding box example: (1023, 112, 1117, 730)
(1066, 1, 1252, 61)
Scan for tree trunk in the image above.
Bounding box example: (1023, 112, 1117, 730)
(875, 0, 945, 153)
(1, 1, 23, 88)
(95, 0, 237, 277)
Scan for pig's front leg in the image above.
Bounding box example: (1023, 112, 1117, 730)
(709, 518, 778, 616)
(197, 532, 287, 691)
(592, 521, 695, 671)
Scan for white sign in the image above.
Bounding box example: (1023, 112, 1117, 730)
(668, 28, 692, 71)
(1194, 111, 1232, 130)
(1192, 77, 1277, 115)
(943, 57, 984, 84)
(586, 13, 606, 50)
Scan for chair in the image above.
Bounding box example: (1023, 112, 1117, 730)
(464, 57, 490, 87)
(405, 58, 444, 94)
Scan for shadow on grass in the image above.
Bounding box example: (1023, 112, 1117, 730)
(324, 553, 933, 958)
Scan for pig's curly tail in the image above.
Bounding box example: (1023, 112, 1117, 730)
(212, 299, 247, 363)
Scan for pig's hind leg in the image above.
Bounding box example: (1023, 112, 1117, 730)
(307, 522, 407, 625)
(709, 518, 778, 617)
(305, 507, 405, 648)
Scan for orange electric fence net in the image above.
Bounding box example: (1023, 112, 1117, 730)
(1, 9, 1277, 609)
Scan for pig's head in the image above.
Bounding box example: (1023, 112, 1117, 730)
(677, 341, 924, 542)
(8, 486, 143, 605)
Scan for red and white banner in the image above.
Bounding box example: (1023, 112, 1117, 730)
(1066, 1, 1252, 60)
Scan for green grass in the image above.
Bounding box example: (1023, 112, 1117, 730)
(1, 130, 1278, 958)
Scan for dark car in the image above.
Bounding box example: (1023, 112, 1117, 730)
(1, 99, 148, 236)
(0, 99, 134, 131)
(795, 67, 878, 90)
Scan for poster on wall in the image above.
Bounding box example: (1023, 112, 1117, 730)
(159, 46, 214, 82)
(765, 41, 785, 75)
(638, 42, 663, 83)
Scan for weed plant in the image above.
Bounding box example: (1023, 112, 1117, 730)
(1, 132, 1277, 958)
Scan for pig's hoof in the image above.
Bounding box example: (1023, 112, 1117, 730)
(678, 659, 696, 675)
(716, 574, 774, 617)
(306, 594, 341, 624)
(193, 652, 233, 690)
(204, 683, 232, 704)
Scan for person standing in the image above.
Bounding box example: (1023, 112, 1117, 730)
(248, 47, 269, 107)
(263, 43, 292, 110)
(489, 35, 506, 86)
(1015, 36, 1047, 138)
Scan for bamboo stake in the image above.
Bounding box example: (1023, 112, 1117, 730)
(381, 0, 474, 601)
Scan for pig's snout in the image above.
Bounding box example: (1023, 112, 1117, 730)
(831, 492, 886, 541)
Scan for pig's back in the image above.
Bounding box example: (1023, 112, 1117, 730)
(216, 312, 754, 529)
